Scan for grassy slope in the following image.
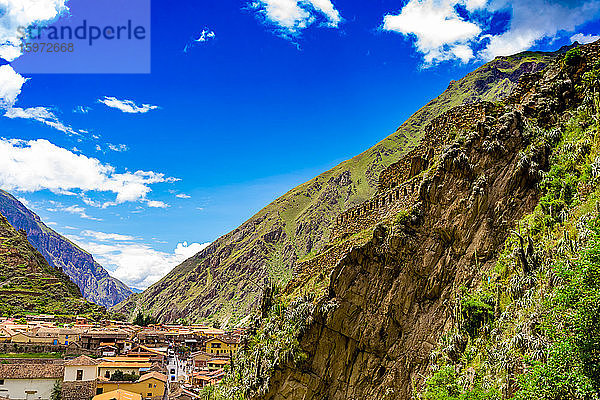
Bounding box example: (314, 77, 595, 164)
(115, 51, 558, 325)
(0, 189, 132, 308)
(0, 211, 106, 318)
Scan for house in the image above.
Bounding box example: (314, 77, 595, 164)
(190, 351, 212, 369)
(62, 355, 100, 400)
(189, 369, 225, 387)
(98, 343, 119, 357)
(98, 362, 152, 379)
(93, 389, 142, 400)
(81, 329, 130, 351)
(96, 372, 167, 400)
(205, 336, 240, 356)
(128, 345, 167, 364)
(168, 387, 200, 399)
(0, 362, 63, 400)
(35, 327, 81, 345)
(64, 355, 100, 381)
(207, 358, 230, 372)
(10, 331, 55, 344)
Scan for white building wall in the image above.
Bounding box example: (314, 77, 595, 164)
(64, 365, 97, 382)
(0, 378, 58, 400)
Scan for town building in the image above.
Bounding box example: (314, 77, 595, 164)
(0, 361, 63, 400)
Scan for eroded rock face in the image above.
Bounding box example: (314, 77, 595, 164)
(263, 110, 542, 400)
(259, 42, 599, 400)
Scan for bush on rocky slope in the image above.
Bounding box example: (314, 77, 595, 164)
(421, 63, 600, 400)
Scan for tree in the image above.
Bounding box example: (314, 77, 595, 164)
(133, 311, 157, 327)
(51, 380, 62, 400)
(110, 370, 138, 382)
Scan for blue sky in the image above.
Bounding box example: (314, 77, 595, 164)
(0, 0, 599, 289)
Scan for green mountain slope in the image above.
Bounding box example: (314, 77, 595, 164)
(115, 50, 560, 324)
(0, 190, 132, 308)
(0, 211, 106, 318)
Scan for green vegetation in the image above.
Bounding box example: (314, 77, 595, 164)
(51, 380, 62, 400)
(564, 47, 582, 66)
(0, 352, 62, 359)
(0, 189, 132, 309)
(110, 370, 139, 382)
(0, 212, 107, 319)
(115, 49, 559, 325)
(198, 278, 336, 400)
(133, 311, 158, 327)
(420, 61, 600, 400)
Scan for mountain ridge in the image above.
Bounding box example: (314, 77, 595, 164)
(0, 189, 132, 308)
(115, 49, 561, 324)
(0, 210, 106, 318)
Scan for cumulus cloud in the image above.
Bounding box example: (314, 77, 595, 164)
(145, 199, 169, 208)
(383, 0, 481, 63)
(0, 138, 177, 207)
(571, 33, 600, 45)
(98, 96, 159, 114)
(0, 65, 27, 107)
(68, 233, 211, 289)
(382, 0, 600, 65)
(176, 193, 191, 199)
(0, 0, 67, 62)
(251, 0, 342, 37)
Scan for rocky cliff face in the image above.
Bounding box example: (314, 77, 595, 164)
(255, 42, 598, 400)
(115, 50, 559, 324)
(0, 211, 106, 317)
(0, 190, 132, 308)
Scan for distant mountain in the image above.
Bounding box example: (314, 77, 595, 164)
(0, 210, 106, 317)
(0, 190, 132, 308)
(115, 49, 559, 324)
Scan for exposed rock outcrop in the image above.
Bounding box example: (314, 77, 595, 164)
(258, 40, 599, 400)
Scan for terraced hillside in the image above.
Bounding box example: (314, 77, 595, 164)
(0, 211, 106, 318)
(0, 190, 132, 308)
(116, 49, 563, 324)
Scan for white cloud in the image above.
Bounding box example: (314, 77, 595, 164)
(145, 199, 169, 208)
(16, 196, 30, 207)
(107, 143, 129, 152)
(67, 234, 211, 289)
(184, 29, 216, 52)
(0, 0, 67, 62)
(98, 96, 159, 114)
(176, 193, 191, 199)
(0, 65, 26, 107)
(4, 106, 78, 135)
(74, 106, 91, 114)
(81, 230, 137, 241)
(62, 205, 102, 221)
(480, 1, 600, 60)
(383, 0, 481, 64)
(571, 33, 600, 45)
(0, 138, 177, 206)
(196, 29, 216, 42)
(0, 65, 80, 134)
(382, 0, 600, 64)
(251, 0, 342, 37)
